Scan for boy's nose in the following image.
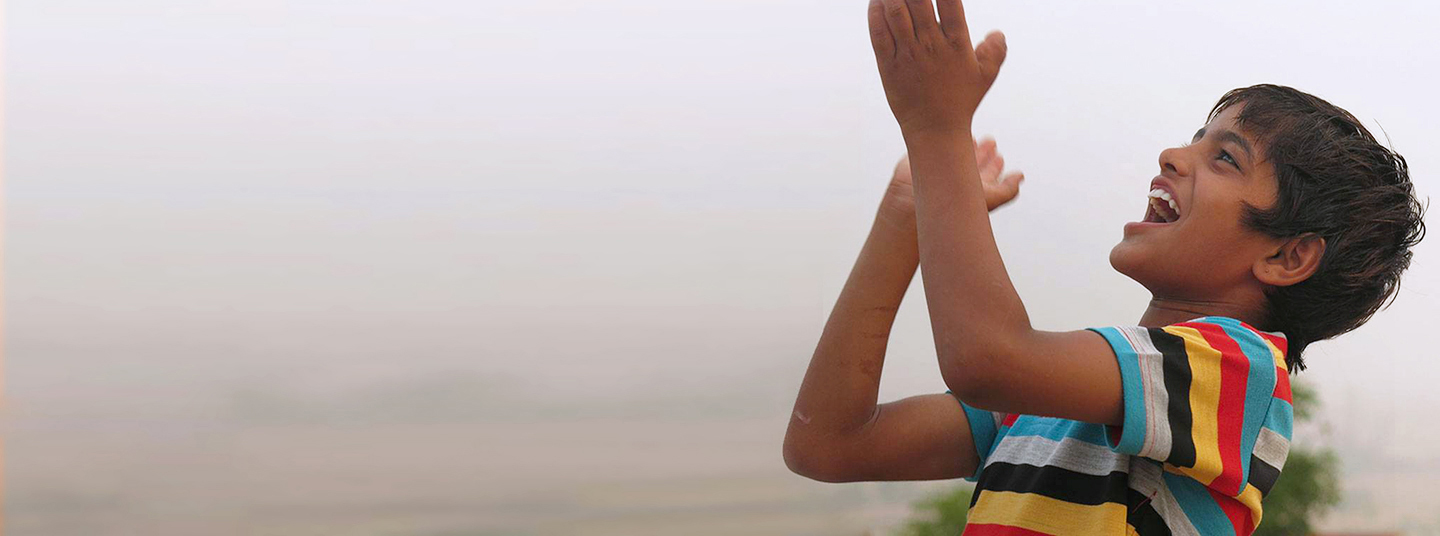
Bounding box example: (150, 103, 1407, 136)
(1158, 146, 1192, 177)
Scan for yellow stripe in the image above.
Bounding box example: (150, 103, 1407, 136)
(968, 490, 1127, 536)
(1237, 484, 1264, 529)
(1163, 325, 1224, 485)
(1264, 337, 1287, 371)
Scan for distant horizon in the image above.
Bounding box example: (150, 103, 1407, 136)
(8, 0, 1439, 534)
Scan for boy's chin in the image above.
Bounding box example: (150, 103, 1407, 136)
(1108, 243, 1152, 285)
(1111, 243, 1190, 295)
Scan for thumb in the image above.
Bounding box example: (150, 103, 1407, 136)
(974, 31, 1008, 89)
(988, 171, 1024, 210)
(1000, 171, 1024, 196)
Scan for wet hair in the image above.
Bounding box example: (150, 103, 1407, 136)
(1210, 84, 1426, 371)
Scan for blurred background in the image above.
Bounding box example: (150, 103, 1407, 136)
(7, 0, 1438, 534)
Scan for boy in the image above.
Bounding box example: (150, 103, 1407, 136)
(783, 0, 1426, 534)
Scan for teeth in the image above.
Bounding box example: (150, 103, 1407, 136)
(1147, 188, 1180, 219)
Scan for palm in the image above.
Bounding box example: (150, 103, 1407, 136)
(888, 138, 1023, 216)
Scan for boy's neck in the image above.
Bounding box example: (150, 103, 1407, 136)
(1138, 297, 1263, 329)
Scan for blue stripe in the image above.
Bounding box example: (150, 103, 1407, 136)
(1163, 470, 1238, 536)
(1213, 318, 1280, 487)
(1266, 398, 1294, 440)
(1087, 326, 1147, 454)
(1003, 415, 1111, 447)
(959, 398, 1000, 466)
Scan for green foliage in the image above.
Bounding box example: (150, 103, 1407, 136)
(895, 485, 972, 536)
(1252, 446, 1341, 536)
(1252, 381, 1342, 536)
(1289, 378, 1319, 422)
(896, 382, 1340, 536)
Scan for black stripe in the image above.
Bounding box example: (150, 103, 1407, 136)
(1248, 456, 1281, 496)
(1126, 488, 1173, 536)
(974, 461, 1129, 507)
(1150, 328, 1196, 468)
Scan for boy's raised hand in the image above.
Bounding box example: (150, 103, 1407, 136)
(868, 0, 1007, 135)
(881, 138, 1024, 229)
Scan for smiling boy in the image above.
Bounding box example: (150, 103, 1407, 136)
(782, 1, 1425, 535)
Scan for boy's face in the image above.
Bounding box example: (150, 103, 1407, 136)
(1109, 105, 1282, 300)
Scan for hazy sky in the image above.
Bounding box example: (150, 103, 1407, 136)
(9, 1, 1440, 534)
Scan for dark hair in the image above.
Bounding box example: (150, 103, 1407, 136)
(1209, 84, 1426, 372)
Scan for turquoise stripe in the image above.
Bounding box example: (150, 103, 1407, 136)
(1214, 318, 1280, 488)
(953, 393, 999, 483)
(1163, 470, 1238, 536)
(1266, 397, 1294, 440)
(1086, 326, 1147, 454)
(1003, 415, 1111, 447)
(960, 399, 999, 462)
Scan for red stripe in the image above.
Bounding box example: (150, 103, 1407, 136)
(1256, 331, 1288, 357)
(1001, 413, 1019, 427)
(1207, 487, 1255, 535)
(1190, 322, 1249, 495)
(962, 523, 1055, 536)
(1272, 368, 1292, 403)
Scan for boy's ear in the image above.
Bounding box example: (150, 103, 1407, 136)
(1254, 233, 1326, 287)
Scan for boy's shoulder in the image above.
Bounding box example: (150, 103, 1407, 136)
(965, 316, 1296, 533)
(1090, 315, 1290, 374)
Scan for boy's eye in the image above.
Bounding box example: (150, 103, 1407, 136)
(1218, 150, 1237, 168)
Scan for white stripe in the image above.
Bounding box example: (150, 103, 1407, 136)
(1129, 460, 1201, 536)
(1253, 427, 1291, 471)
(984, 434, 1130, 476)
(1135, 327, 1174, 461)
(1121, 326, 1172, 461)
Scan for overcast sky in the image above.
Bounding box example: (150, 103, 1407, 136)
(8, 1, 1440, 534)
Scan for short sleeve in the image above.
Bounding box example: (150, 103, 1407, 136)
(1086, 317, 1288, 496)
(948, 390, 1005, 483)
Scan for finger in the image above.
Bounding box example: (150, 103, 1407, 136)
(988, 172, 1024, 209)
(980, 154, 1004, 183)
(987, 154, 1006, 182)
(894, 153, 911, 175)
(936, 0, 971, 48)
(867, 0, 895, 59)
(903, 0, 941, 42)
(975, 138, 996, 169)
(999, 171, 1024, 197)
(880, 0, 916, 47)
(976, 137, 997, 162)
(974, 31, 1008, 87)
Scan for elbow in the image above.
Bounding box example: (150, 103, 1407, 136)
(782, 439, 825, 482)
(783, 430, 857, 483)
(941, 366, 995, 408)
(937, 337, 1019, 409)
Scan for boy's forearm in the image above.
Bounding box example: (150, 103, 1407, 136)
(905, 130, 1031, 393)
(788, 214, 918, 437)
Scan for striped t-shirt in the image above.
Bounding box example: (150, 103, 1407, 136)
(958, 316, 1293, 536)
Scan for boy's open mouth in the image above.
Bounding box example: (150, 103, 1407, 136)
(1143, 188, 1181, 223)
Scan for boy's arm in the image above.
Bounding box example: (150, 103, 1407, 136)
(869, 0, 1124, 424)
(783, 192, 980, 482)
(784, 144, 1023, 483)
